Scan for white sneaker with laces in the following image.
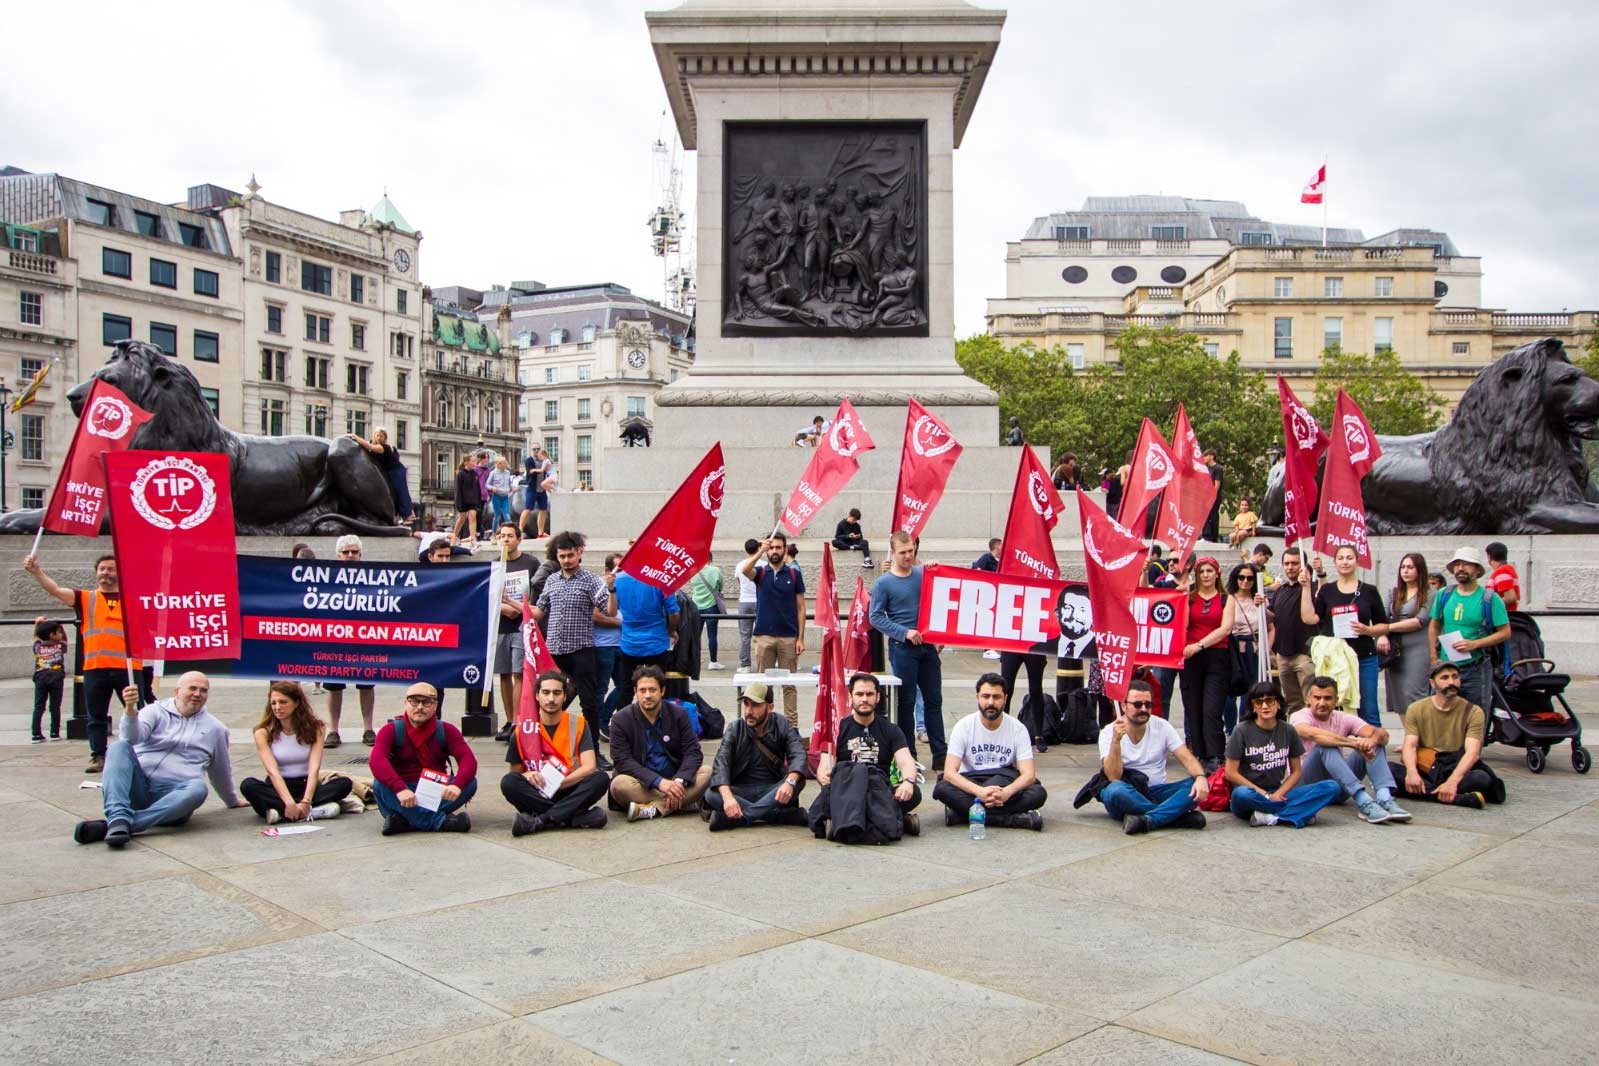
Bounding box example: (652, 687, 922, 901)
(266, 809, 281, 826)
(982, 649, 1001, 660)
(1250, 811, 1279, 827)
(309, 802, 341, 820)
(706, 661, 725, 670)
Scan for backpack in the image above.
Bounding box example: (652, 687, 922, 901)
(684, 691, 726, 740)
(1017, 692, 1063, 745)
(1060, 689, 1100, 745)
(1198, 765, 1231, 811)
(1435, 587, 1503, 668)
(389, 716, 454, 775)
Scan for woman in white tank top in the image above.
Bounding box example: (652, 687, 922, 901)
(239, 682, 353, 824)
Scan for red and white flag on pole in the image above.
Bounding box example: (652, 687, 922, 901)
(43, 380, 153, 536)
(1301, 164, 1326, 204)
(999, 444, 1064, 580)
(620, 443, 724, 595)
(806, 627, 851, 777)
(513, 599, 562, 764)
(891, 398, 963, 538)
(1155, 403, 1218, 568)
(780, 398, 875, 535)
(1117, 417, 1176, 533)
(1276, 376, 1330, 550)
(1077, 489, 1150, 701)
(842, 575, 873, 674)
(1314, 389, 1382, 567)
(815, 541, 840, 637)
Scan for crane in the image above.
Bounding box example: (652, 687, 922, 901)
(649, 120, 695, 316)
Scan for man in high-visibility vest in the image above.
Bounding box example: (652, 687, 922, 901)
(22, 552, 154, 774)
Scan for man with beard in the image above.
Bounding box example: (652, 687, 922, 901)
(810, 672, 922, 837)
(1290, 676, 1411, 824)
(502, 670, 609, 836)
(608, 666, 709, 821)
(1097, 678, 1210, 834)
(1428, 546, 1510, 714)
(1055, 585, 1097, 659)
(933, 673, 1046, 829)
(740, 533, 807, 727)
(704, 682, 809, 831)
(869, 531, 945, 768)
(1393, 662, 1506, 808)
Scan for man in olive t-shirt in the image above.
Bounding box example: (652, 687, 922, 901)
(1391, 661, 1505, 807)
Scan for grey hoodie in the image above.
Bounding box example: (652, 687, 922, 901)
(119, 699, 239, 807)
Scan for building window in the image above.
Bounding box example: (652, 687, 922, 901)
(266, 305, 283, 334)
(545, 366, 558, 384)
(149, 258, 177, 288)
(1150, 225, 1186, 240)
(20, 414, 43, 461)
(21, 356, 43, 380)
(194, 330, 220, 362)
(346, 363, 369, 395)
(301, 261, 333, 296)
(577, 468, 593, 490)
(544, 399, 559, 423)
(578, 364, 593, 381)
(626, 396, 646, 418)
(435, 396, 450, 427)
(1273, 277, 1293, 298)
(102, 247, 132, 278)
(1374, 317, 1394, 353)
(1273, 317, 1293, 358)
(260, 398, 285, 436)
(1375, 276, 1394, 297)
(85, 199, 115, 226)
(1066, 343, 1085, 370)
(150, 322, 177, 356)
(1239, 231, 1272, 246)
(9, 228, 37, 252)
(1452, 341, 1470, 356)
(351, 323, 366, 350)
(543, 435, 560, 461)
(1323, 277, 1343, 298)
(577, 398, 591, 420)
(350, 274, 364, 304)
(304, 404, 327, 436)
(102, 314, 132, 345)
(306, 356, 330, 390)
(193, 268, 219, 298)
(1053, 225, 1090, 240)
(265, 250, 281, 283)
(133, 210, 160, 238)
(396, 371, 408, 399)
(1203, 343, 1220, 357)
(177, 222, 207, 249)
(19, 291, 41, 325)
(435, 452, 450, 486)
(394, 420, 408, 450)
(345, 409, 368, 437)
(305, 313, 331, 344)
(260, 348, 287, 382)
(396, 289, 407, 314)
(21, 488, 44, 509)
(1324, 316, 1343, 350)
(581, 324, 597, 343)
(577, 434, 593, 462)
(391, 332, 413, 359)
(517, 400, 528, 428)
(200, 388, 220, 418)
(549, 327, 566, 345)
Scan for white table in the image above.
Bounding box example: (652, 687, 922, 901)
(733, 672, 904, 723)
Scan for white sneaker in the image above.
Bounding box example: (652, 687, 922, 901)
(338, 795, 366, 814)
(309, 802, 341, 820)
(265, 809, 280, 826)
(706, 661, 725, 670)
(627, 801, 658, 822)
(982, 649, 1001, 660)
(1250, 811, 1280, 827)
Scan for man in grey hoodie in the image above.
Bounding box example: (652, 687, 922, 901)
(73, 671, 246, 848)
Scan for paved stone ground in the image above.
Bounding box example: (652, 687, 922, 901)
(1, 664, 1596, 1065)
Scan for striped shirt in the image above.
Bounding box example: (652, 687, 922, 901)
(536, 568, 610, 655)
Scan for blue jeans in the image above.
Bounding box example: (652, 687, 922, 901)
(1455, 659, 1493, 714)
(594, 645, 619, 729)
(491, 495, 511, 526)
(889, 640, 945, 762)
(1100, 779, 1198, 829)
(1356, 654, 1381, 727)
(1228, 779, 1341, 827)
(101, 740, 208, 833)
(703, 617, 719, 662)
(1223, 695, 1240, 736)
(914, 690, 925, 732)
(373, 776, 478, 831)
(704, 779, 803, 824)
(1299, 744, 1397, 801)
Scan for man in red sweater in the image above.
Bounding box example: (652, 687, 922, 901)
(368, 682, 478, 834)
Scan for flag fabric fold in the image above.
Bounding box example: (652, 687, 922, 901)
(891, 398, 963, 538)
(1155, 403, 1217, 568)
(620, 443, 725, 595)
(9, 361, 51, 413)
(514, 600, 562, 766)
(1314, 389, 1382, 567)
(780, 398, 875, 535)
(43, 380, 154, 536)
(806, 627, 851, 777)
(1077, 489, 1150, 701)
(1301, 164, 1326, 204)
(842, 575, 872, 675)
(815, 541, 840, 637)
(1117, 417, 1175, 534)
(1276, 376, 1330, 550)
(998, 444, 1064, 580)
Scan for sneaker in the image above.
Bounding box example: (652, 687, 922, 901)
(1033, 742, 1050, 754)
(771, 807, 809, 827)
(85, 756, 104, 774)
(1250, 811, 1280, 827)
(1451, 791, 1486, 810)
(862, 559, 874, 570)
(1357, 799, 1391, 824)
(266, 809, 281, 826)
(31, 735, 46, 744)
(982, 650, 1001, 660)
(339, 795, 366, 814)
(901, 812, 920, 837)
(362, 729, 376, 746)
(1171, 810, 1207, 830)
(441, 812, 472, 832)
(1008, 810, 1044, 831)
(627, 801, 659, 822)
(381, 814, 414, 836)
(50, 734, 62, 741)
(512, 812, 544, 837)
(325, 732, 342, 749)
(706, 661, 726, 671)
(569, 807, 608, 830)
(105, 820, 131, 848)
(812, 816, 829, 839)
(308, 802, 340, 820)
(916, 728, 929, 743)
(73, 819, 108, 845)
(597, 754, 614, 773)
(1378, 798, 1413, 822)
(945, 807, 962, 827)
(598, 726, 610, 743)
(707, 810, 738, 832)
(1123, 814, 1151, 835)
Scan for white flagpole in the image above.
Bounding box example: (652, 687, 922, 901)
(1321, 158, 1328, 248)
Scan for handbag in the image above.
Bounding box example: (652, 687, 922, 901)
(1199, 765, 1232, 811)
(1227, 634, 1256, 696)
(695, 570, 727, 615)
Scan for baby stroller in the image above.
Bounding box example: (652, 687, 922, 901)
(1487, 612, 1589, 774)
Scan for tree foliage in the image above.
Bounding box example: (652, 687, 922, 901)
(1577, 332, 1599, 383)
(1311, 348, 1446, 437)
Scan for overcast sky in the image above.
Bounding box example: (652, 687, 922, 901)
(5, 0, 1595, 336)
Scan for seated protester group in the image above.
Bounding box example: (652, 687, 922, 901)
(1289, 676, 1411, 825)
(368, 682, 478, 834)
(1224, 682, 1341, 828)
(608, 665, 711, 821)
(810, 672, 922, 840)
(74, 671, 246, 847)
(705, 682, 810, 831)
(1393, 661, 1507, 808)
(932, 673, 1047, 830)
(240, 681, 352, 824)
(502, 670, 609, 835)
(1094, 677, 1209, 835)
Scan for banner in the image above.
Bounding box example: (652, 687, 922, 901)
(235, 555, 498, 689)
(1155, 403, 1217, 567)
(1118, 417, 1175, 533)
(1079, 488, 1150, 701)
(1277, 376, 1329, 550)
(1314, 389, 1382, 567)
(104, 451, 240, 660)
(1049, 582, 1187, 669)
(514, 600, 562, 765)
(780, 398, 875, 534)
(891, 398, 962, 538)
(842, 575, 873, 674)
(621, 443, 724, 595)
(806, 627, 851, 776)
(815, 541, 839, 636)
(998, 444, 1063, 580)
(42, 380, 153, 536)
(916, 563, 1064, 654)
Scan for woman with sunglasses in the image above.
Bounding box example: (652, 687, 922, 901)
(1179, 556, 1233, 773)
(1300, 544, 1391, 727)
(1224, 682, 1340, 827)
(1222, 563, 1273, 736)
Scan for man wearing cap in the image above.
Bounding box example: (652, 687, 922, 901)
(1393, 661, 1506, 808)
(324, 534, 377, 746)
(1429, 546, 1510, 713)
(703, 682, 809, 830)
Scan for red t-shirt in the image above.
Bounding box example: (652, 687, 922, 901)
(1487, 563, 1520, 606)
(1186, 592, 1225, 644)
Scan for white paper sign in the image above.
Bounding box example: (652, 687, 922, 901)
(538, 761, 566, 799)
(414, 770, 448, 812)
(1330, 606, 1358, 640)
(261, 824, 324, 836)
(1440, 631, 1472, 663)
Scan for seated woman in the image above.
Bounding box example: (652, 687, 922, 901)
(240, 681, 352, 824)
(1224, 681, 1340, 827)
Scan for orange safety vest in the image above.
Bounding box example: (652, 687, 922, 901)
(76, 589, 142, 671)
(515, 710, 586, 773)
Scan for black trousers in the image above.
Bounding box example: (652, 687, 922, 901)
(32, 676, 63, 737)
(82, 666, 156, 757)
(239, 775, 353, 818)
(999, 652, 1046, 719)
(932, 768, 1047, 819)
(832, 537, 871, 557)
(552, 647, 601, 742)
(617, 650, 670, 709)
(1386, 761, 1506, 805)
(1179, 647, 1230, 762)
(500, 769, 610, 824)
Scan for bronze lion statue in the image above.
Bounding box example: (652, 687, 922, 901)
(1262, 337, 1599, 535)
(0, 341, 406, 536)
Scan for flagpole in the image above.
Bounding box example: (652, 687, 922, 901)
(1321, 157, 1328, 249)
(27, 524, 43, 558)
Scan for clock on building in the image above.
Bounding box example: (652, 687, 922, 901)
(627, 349, 647, 369)
(393, 249, 411, 273)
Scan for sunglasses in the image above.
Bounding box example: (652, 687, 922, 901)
(1250, 697, 1279, 707)
(1125, 700, 1153, 709)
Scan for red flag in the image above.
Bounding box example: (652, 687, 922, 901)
(620, 443, 724, 595)
(1155, 403, 1218, 568)
(815, 542, 839, 636)
(43, 380, 153, 536)
(1314, 390, 1382, 567)
(998, 444, 1064, 580)
(1078, 489, 1150, 701)
(780, 398, 875, 534)
(1277, 376, 1330, 549)
(842, 575, 873, 674)
(1301, 164, 1326, 204)
(104, 451, 239, 660)
(806, 627, 851, 777)
(514, 599, 562, 766)
(1117, 417, 1175, 532)
(891, 398, 963, 538)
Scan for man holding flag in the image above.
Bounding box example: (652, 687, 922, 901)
(869, 530, 944, 768)
(501, 669, 609, 835)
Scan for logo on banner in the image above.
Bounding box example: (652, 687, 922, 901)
(1290, 404, 1320, 450)
(1144, 444, 1174, 491)
(1342, 414, 1371, 463)
(910, 415, 956, 458)
(463, 664, 481, 685)
(128, 456, 218, 531)
(699, 465, 726, 517)
(1151, 600, 1175, 625)
(829, 415, 864, 458)
(87, 396, 136, 441)
(1027, 470, 1056, 520)
(1084, 521, 1141, 571)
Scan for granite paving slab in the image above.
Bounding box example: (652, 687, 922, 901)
(892, 816, 1142, 878)
(1030, 1025, 1247, 1064)
(355, 1018, 617, 1065)
(488, 810, 793, 876)
(1432, 833, 1599, 908)
(135, 809, 390, 868)
(1524, 796, 1599, 844)
(0, 798, 81, 845)
(0, 835, 192, 905)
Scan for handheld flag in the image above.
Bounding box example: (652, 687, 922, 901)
(1314, 390, 1381, 567)
(620, 444, 724, 595)
(1276, 376, 1329, 550)
(42, 380, 154, 536)
(891, 399, 962, 538)
(1077, 489, 1150, 701)
(998, 444, 1064, 580)
(780, 398, 875, 534)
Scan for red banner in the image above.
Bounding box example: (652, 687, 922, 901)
(780, 398, 875, 534)
(891, 398, 963, 538)
(621, 443, 724, 595)
(916, 564, 1064, 654)
(1118, 417, 1175, 534)
(1315, 389, 1382, 567)
(1079, 488, 1150, 701)
(806, 627, 851, 775)
(815, 541, 839, 636)
(43, 381, 153, 536)
(104, 451, 239, 659)
(1277, 376, 1329, 550)
(1049, 583, 1188, 669)
(999, 444, 1064, 580)
(514, 599, 562, 765)
(1155, 403, 1217, 567)
(842, 575, 873, 674)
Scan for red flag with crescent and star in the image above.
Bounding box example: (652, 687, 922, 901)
(1077, 488, 1150, 701)
(620, 443, 725, 595)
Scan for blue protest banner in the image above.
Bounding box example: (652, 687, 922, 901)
(235, 556, 500, 690)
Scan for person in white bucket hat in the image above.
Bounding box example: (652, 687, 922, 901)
(1427, 546, 1511, 712)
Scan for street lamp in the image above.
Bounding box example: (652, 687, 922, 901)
(0, 376, 12, 513)
(314, 404, 328, 438)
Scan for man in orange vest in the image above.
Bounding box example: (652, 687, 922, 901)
(23, 552, 154, 774)
(502, 669, 609, 835)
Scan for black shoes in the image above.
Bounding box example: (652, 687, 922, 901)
(441, 812, 471, 832)
(382, 814, 414, 836)
(707, 810, 737, 832)
(105, 820, 131, 848)
(1005, 811, 1044, 831)
(1123, 814, 1152, 835)
(1171, 810, 1207, 830)
(512, 812, 544, 837)
(771, 807, 810, 827)
(74, 819, 108, 845)
(569, 807, 607, 829)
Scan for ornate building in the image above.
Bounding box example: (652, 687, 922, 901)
(418, 293, 520, 518)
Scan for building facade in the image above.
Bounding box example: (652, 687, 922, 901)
(418, 294, 521, 515)
(0, 221, 78, 511)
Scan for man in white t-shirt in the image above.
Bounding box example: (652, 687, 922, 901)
(1097, 677, 1210, 834)
(933, 673, 1047, 830)
(735, 537, 761, 670)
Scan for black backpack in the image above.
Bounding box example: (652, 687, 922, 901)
(1060, 689, 1100, 745)
(388, 716, 454, 775)
(1018, 692, 1064, 745)
(684, 691, 726, 740)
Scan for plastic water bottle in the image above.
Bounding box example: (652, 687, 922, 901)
(969, 800, 986, 841)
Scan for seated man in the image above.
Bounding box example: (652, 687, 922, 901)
(1096, 677, 1209, 834)
(1290, 675, 1411, 824)
(608, 665, 710, 820)
(1391, 661, 1507, 808)
(811, 672, 922, 837)
(933, 673, 1047, 830)
(705, 682, 809, 830)
(502, 670, 609, 835)
(73, 672, 246, 847)
(368, 682, 478, 834)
